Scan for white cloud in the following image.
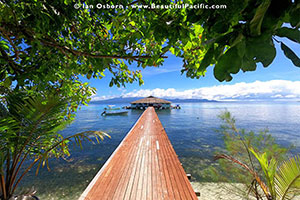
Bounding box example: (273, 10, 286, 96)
(120, 80, 300, 101)
(90, 95, 117, 101)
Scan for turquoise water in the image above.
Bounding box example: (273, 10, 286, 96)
(19, 102, 300, 199)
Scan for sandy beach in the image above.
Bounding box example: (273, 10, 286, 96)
(191, 182, 300, 200)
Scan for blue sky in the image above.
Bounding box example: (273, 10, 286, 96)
(83, 37, 300, 101)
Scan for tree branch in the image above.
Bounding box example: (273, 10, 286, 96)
(0, 23, 168, 64)
(40, 39, 167, 61)
(0, 46, 22, 75)
(215, 154, 272, 200)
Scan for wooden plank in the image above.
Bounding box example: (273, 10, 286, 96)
(155, 137, 172, 199)
(79, 110, 147, 200)
(161, 128, 197, 199)
(79, 107, 198, 200)
(147, 136, 152, 200)
(141, 134, 149, 200)
(150, 135, 158, 200)
(159, 125, 193, 199)
(135, 134, 146, 200)
(112, 131, 141, 199)
(157, 134, 181, 200)
(160, 132, 191, 200)
(123, 136, 144, 200)
(107, 129, 140, 199)
(159, 133, 184, 199)
(153, 136, 163, 199)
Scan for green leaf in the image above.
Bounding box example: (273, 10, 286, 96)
(275, 155, 300, 200)
(199, 46, 214, 72)
(109, 80, 113, 87)
(236, 40, 246, 58)
(249, 0, 271, 36)
(289, 8, 300, 28)
(250, 148, 277, 198)
(129, 21, 136, 26)
(3, 76, 12, 87)
(169, 47, 175, 54)
(185, 41, 192, 50)
(86, 71, 92, 79)
(0, 40, 10, 51)
(241, 56, 257, 72)
(194, 24, 203, 35)
(246, 36, 276, 67)
(276, 27, 300, 43)
(211, 20, 229, 34)
(281, 42, 300, 67)
(214, 47, 241, 82)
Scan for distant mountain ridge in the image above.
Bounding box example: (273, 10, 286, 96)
(90, 97, 217, 104)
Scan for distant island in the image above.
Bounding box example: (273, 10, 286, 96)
(90, 97, 217, 104)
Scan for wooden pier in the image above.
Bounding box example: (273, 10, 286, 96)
(79, 107, 198, 200)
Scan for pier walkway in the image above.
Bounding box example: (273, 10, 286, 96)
(79, 107, 198, 200)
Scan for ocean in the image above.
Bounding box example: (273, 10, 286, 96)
(18, 101, 300, 199)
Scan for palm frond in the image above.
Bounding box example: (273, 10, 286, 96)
(3, 91, 110, 196)
(275, 155, 300, 200)
(250, 148, 277, 198)
(215, 153, 271, 198)
(33, 130, 110, 175)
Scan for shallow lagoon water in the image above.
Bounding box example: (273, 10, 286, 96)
(18, 101, 300, 199)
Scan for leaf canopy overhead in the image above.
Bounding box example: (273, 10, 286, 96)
(0, 0, 299, 98)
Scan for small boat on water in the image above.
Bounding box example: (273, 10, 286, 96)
(172, 104, 181, 109)
(105, 105, 121, 110)
(101, 110, 128, 116)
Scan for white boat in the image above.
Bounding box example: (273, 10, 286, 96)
(101, 110, 128, 116)
(104, 105, 121, 110)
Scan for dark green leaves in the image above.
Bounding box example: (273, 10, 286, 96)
(249, 0, 271, 36)
(276, 27, 300, 43)
(281, 42, 300, 67)
(3, 76, 12, 88)
(213, 33, 277, 82)
(246, 35, 276, 67)
(199, 46, 214, 72)
(181, 0, 299, 81)
(211, 20, 230, 34)
(1, 0, 299, 89)
(214, 47, 241, 82)
(241, 57, 257, 72)
(289, 8, 300, 28)
(276, 26, 300, 68)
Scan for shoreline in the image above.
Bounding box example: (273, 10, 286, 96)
(191, 182, 300, 200)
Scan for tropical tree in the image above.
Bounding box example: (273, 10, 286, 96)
(0, 91, 109, 200)
(1, 0, 299, 102)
